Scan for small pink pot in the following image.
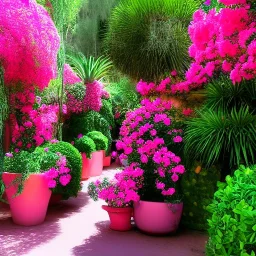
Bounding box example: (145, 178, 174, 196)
(102, 205, 133, 231)
(2, 173, 51, 226)
(103, 156, 111, 167)
(134, 201, 183, 235)
(81, 151, 104, 180)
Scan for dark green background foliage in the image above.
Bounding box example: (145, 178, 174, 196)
(74, 136, 96, 158)
(66, 111, 112, 154)
(181, 162, 221, 231)
(206, 166, 256, 256)
(86, 131, 108, 151)
(106, 0, 200, 81)
(41, 142, 82, 199)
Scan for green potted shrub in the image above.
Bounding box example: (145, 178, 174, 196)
(73, 135, 96, 180)
(206, 165, 256, 256)
(2, 148, 72, 226)
(86, 131, 109, 176)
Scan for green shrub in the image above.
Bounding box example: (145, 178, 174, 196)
(65, 82, 86, 101)
(106, 0, 200, 81)
(181, 162, 221, 231)
(67, 111, 112, 155)
(86, 131, 108, 151)
(206, 166, 256, 256)
(99, 99, 115, 128)
(40, 141, 82, 199)
(74, 136, 96, 158)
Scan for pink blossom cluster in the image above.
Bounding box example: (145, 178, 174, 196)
(0, 0, 60, 89)
(186, 1, 256, 87)
(116, 98, 185, 199)
(63, 64, 82, 85)
(93, 164, 144, 207)
(44, 152, 72, 188)
(136, 71, 187, 96)
(10, 88, 59, 151)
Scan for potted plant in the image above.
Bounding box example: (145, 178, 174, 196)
(2, 148, 72, 226)
(116, 98, 187, 235)
(86, 131, 108, 175)
(73, 135, 96, 180)
(88, 164, 144, 231)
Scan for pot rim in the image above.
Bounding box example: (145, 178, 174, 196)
(136, 200, 183, 205)
(2, 172, 45, 177)
(102, 205, 133, 213)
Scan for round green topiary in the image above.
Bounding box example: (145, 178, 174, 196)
(86, 131, 108, 151)
(106, 0, 200, 81)
(74, 136, 96, 158)
(39, 141, 82, 199)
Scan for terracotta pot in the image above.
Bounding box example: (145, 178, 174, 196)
(134, 201, 183, 235)
(102, 205, 133, 231)
(2, 173, 51, 226)
(81, 150, 104, 180)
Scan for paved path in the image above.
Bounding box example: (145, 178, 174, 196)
(0, 164, 207, 256)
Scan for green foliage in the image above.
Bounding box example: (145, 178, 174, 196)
(66, 52, 113, 83)
(88, 177, 110, 201)
(99, 99, 115, 128)
(184, 107, 256, 169)
(67, 111, 112, 154)
(42, 141, 82, 199)
(65, 82, 86, 100)
(204, 76, 256, 114)
(106, 0, 200, 81)
(105, 78, 140, 126)
(206, 166, 256, 256)
(181, 162, 221, 231)
(74, 135, 96, 158)
(201, 0, 224, 13)
(86, 131, 108, 151)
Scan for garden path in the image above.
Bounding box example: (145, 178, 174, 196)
(0, 164, 207, 256)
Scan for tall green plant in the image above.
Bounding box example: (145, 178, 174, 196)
(106, 0, 200, 81)
(66, 52, 113, 83)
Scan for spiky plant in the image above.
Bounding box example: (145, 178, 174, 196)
(66, 53, 113, 83)
(106, 0, 200, 82)
(184, 107, 256, 169)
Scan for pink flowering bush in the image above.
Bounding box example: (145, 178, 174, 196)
(116, 98, 186, 202)
(88, 164, 144, 207)
(0, 0, 60, 89)
(63, 64, 82, 85)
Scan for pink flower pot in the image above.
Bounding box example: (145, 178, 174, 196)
(134, 201, 183, 235)
(2, 173, 51, 226)
(102, 205, 133, 231)
(103, 156, 111, 167)
(81, 151, 104, 180)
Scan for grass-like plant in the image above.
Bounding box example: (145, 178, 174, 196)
(105, 0, 200, 81)
(66, 52, 113, 83)
(184, 106, 256, 169)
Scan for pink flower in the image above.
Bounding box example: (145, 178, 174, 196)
(14, 148, 19, 153)
(163, 118, 171, 126)
(140, 154, 148, 164)
(156, 181, 165, 190)
(173, 136, 183, 143)
(77, 134, 83, 139)
(59, 174, 71, 186)
(5, 152, 13, 158)
(150, 129, 157, 136)
(48, 180, 57, 188)
(171, 70, 177, 76)
(182, 108, 193, 116)
(171, 173, 179, 182)
(115, 112, 121, 119)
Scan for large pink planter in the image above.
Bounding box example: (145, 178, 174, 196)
(81, 151, 104, 180)
(102, 205, 133, 231)
(134, 201, 183, 235)
(2, 173, 52, 226)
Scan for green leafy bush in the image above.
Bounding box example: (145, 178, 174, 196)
(40, 141, 82, 199)
(65, 82, 86, 101)
(99, 99, 115, 128)
(86, 131, 108, 151)
(181, 162, 221, 231)
(206, 166, 256, 256)
(67, 111, 112, 154)
(106, 0, 200, 81)
(74, 136, 96, 158)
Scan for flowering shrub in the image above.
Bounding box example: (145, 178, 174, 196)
(88, 164, 144, 207)
(117, 98, 186, 202)
(0, 0, 60, 89)
(63, 64, 82, 85)
(4, 148, 71, 195)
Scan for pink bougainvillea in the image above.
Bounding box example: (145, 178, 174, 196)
(0, 0, 60, 89)
(63, 64, 82, 85)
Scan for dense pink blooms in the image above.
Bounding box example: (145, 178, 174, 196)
(0, 0, 60, 89)
(44, 154, 71, 189)
(63, 64, 82, 85)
